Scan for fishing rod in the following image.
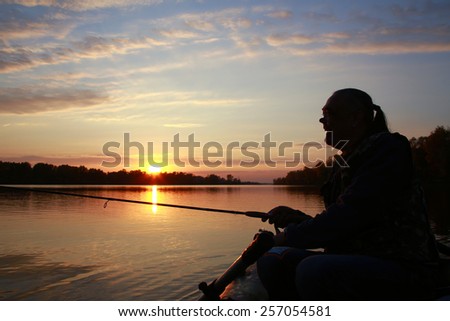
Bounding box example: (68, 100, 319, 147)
(0, 185, 270, 219)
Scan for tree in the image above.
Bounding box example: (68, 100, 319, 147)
(410, 126, 450, 182)
(424, 126, 450, 180)
(32, 163, 56, 184)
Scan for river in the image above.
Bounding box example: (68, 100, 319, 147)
(0, 185, 448, 300)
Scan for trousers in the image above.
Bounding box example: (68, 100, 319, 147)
(256, 247, 434, 300)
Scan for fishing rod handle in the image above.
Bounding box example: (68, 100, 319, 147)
(244, 211, 270, 219)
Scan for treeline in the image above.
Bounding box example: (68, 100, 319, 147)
(410, 126, 450, 183)
(273, 162, 331, 185)
(274, 126, 450, 186)
(0, 162, 253, 185)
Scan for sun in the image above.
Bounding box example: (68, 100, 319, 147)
(147, 165, 162, 174)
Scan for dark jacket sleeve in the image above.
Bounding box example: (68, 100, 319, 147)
(284, 133, 412, 249)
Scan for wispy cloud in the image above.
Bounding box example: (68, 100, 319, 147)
(184, 19, 216, 32)
(124, 62, 190, 76)
(265, 22, 450, 56)
(0, 5, 255, 74)
(0, 9, 75, 41)
(158, 29, 200, 39)
(0, 87, 109, 114)
(73, 35, 167, 56)
(300, 10, 339, 23)
(266, 34, 314, 47)
(324, 40, 450, 55)
(84, 114, 142, 123)
(126, 90, 257, 109)
(38, 71, 95, 82)
(0, 35, 167, 73)
(1, 121, 46, 127)
(1, 0, 163, 11)
(163, 123, 204, 128)
(266, 10, 293, 19)
(4, 1, 448, 78)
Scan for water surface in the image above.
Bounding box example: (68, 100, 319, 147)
(1, 185, 448, 300)
(0, 185, 323, 300)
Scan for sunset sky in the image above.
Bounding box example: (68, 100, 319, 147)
(1, 0, 450, 182)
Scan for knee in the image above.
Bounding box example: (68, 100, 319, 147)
(295, 256, 332, 300)
(256, 252, 283, 283)
(296, 255, 323, 283)
(256, 249, 299, 300)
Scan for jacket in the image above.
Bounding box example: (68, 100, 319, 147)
(284, 132, 439, 263)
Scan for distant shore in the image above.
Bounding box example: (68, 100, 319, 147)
(0, 161, 260, 185)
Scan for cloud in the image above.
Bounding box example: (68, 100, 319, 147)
(0, 35, 167, 73)
(151, 7, 257, 57)
(228, 33, 264, 57)
(122, 62, 189, 76)
(159, 7, 248, 33)
(266, 34, 314, 47)
(375, 25, 450, 37)
(0, 0, 55, 7)
(251, 5, 273, 13)
(265, 21, 450, 56)
(324, 40, 450, 55)
(184, 19, 216, 32)
(2, 1, 450, 77)
(177, 7, 245, 23)
(281, 38, 450, 57)
(0, 0, 163, 11)
(38, 71, 94, 82)
(0, 87, 109, 114)
(72, 35, 166, 57)
(219, 17, 252, 31)
(85, 114, 141, 123)
(301, 11, 339, 23)
(159, 29, 200, 39)
(123, 90, 257, 110)
(0, 48, 45, 73)
(266, 10, 293, 19)
(163, 123, 204, 128)
(0, 10, 75, 41)
(1, 121, 45, 127)
(251, 5, 292, 19)
(0, 5, 293, 74)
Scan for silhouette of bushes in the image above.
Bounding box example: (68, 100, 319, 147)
(0, 162, 251, 185)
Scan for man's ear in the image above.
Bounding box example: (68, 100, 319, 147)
(351, 109, 365, 127)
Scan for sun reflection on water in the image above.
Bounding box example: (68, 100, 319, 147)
(151, 185, 158, 214)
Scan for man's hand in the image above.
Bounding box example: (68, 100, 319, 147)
(263, 206, 312, 228)
(273, 231, 287, 246)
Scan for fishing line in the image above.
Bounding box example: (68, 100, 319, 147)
(0, 185, 268, 218)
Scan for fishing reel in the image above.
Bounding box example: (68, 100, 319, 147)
(245, 211, 283, 234)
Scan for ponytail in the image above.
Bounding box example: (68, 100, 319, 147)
(370, 104, 389, 134)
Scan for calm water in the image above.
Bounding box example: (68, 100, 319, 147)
(0, 185, 323, 300)
(0, 185, 449, 300)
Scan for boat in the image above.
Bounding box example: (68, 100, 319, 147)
(198, 232, 450, 301)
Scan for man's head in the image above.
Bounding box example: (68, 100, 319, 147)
(319, 88, 388, 153)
